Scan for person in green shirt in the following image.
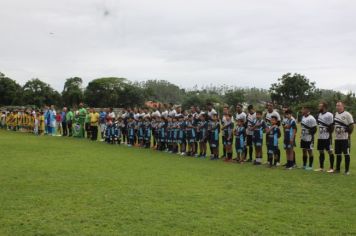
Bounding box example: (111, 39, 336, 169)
(66, 108, 74, 137)
(85, 110, 91, 139)
(78, 103, 87, 138)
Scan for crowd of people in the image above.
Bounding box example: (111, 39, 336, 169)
(0, 101, 353, 175)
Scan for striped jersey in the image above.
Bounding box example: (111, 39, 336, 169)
(301, 115, 317, 142)
(317, 112, 334, 140)
(265, 110, 281, 127)
(334, 111, 354, 140)
(283, 118, 297, 143)
(235, 112, 247, 123)
(246, 112, 256, 136)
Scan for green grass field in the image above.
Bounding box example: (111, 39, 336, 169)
(0, 129, 356, 235)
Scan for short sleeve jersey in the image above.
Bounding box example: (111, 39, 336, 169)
(246, 112, 256, 136)
(317, 112, 334, 140)
(334, 111, 354, 140)
(301, 115, 317, 142)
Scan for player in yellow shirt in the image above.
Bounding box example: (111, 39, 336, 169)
(39, 112, 45, 135)
(6, 111, 13, 130)
(89, 108, 100, 141)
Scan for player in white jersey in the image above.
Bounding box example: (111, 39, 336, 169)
(316, 102, 335, 172)
(221, 106, 231, 159)
(265, 103, 281, 165)
(333, 101, 354, 175)
(235, 104, 247, 123)
(206, 103, 217, 158)
(300, 106, 317, 170)
(246, 105, 256, 162)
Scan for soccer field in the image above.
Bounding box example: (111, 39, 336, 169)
(0, 130, 355, 235)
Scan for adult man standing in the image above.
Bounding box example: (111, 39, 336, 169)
(46, 105, 56, 136)
(316, 102, 334, 172)
(221, 106, 230, 159)
(207, 103, 217, 158)
(333, 101, 354, 175)
(61, 107, 68, 136)
(300, 106, 317, 170)
(66, 108, 74, 137)
(78, 103, 87, 138)
(235, 104, 247, 123)
(246, 105, 256, 162)
(99, 108, 107, 141)
(89, 108, 100, 141)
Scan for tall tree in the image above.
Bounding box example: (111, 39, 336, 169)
(0, 72, 22, 105)
(62, 77, 84, 107)
(22, 78, 61, 107)
(84, 77, 127, 107)
(269, 73, 320, 107)
(223, 89, 245, 109)
(117, 83, 145, 108)
(142, 80, 185, 104)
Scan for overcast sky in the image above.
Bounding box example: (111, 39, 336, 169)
(1, 0, 356, 92)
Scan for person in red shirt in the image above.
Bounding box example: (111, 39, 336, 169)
(55, 112, 62, 135)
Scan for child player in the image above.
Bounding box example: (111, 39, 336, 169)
(266, 116, 281, 167)
(222, 114, 234, 162)
(172, 116, 179, 153)
(234, 118, 246, 163)
(177, 115, 186, 155)
(186, 114, 197, 157)
(197, 112, 208, 158)
(167, 116, 173, 152)
(127, 115, 136, 147)
(252, 111, 267, 165)
(209, 113, 220, 160)
(283, 109, 297, 169)
(143, 115, 152, 149)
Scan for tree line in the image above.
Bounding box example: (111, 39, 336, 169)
(1, 71, 356, 116)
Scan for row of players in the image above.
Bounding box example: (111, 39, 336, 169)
(101, 101, 354, 175)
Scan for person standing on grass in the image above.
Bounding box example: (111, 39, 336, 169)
(234, 118, 246, 163)
(197, 112, 208, 158)
(222, 113, 234, 162)
(55, 110, 62, 136)
(316, 102, 334, 172)
(85, 108, 91, 139)
(252, 111, 267, 165)
(266, 116, 281, 167)
(209, 113, 220, 160)
(207, 103, 217, 158)
(39, 111, 45, 135)
(300, 106, 317, 170)
(235, 104, 247, 161)
(46, 105, 56, 136)
(78, 103, 87, 138)
(61, 107, 67, 137)
(221, 106, 230, 159)
(0, 111, 6, 129)
(333, 101, 354, 175)
(66, 108, 74, 137)
(99, 108, 107, 141)
(283, 109, 297, 169)
(246, 105, 256, 162)
(265, 102, 282, 166)
(43, 105, 49, 134)
(89, 108, 99, 141)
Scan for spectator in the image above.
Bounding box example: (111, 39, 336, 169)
(61, 107, 68, 136)
(66, 108, 74, 137)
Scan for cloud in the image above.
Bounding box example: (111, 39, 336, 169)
(1, 0, 356, 91)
